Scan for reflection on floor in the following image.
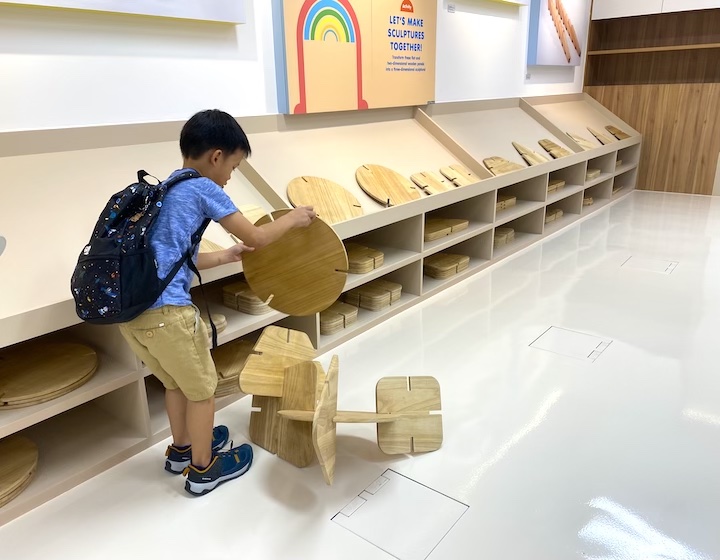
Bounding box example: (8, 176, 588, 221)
(2, 191, 720, 560)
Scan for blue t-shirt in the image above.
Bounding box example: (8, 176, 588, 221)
(150, 169, 238, 308)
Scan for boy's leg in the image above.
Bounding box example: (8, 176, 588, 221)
(166, 388, 190, 447)
(187, 396, 215, 468)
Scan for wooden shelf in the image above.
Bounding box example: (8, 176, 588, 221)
(422, 257, 491, 297)
(344, 247, 421, 292)
(423, 221, 494, 257)
(495, 200, 546, 227)
(589, 43, 720, 55)
(547, 184, 585, 206)
(585, 172, 615, 188)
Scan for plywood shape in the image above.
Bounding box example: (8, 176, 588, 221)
(242, 210, 348, 316)
(345, 243, 384, 274)
(483, 156, 527, 176)
(222, 280, 271, 315)
(376, 377, 443, 454)
(424, 218, 469, 242)
(438, 164, 481, 187)
(277, 361, 320, 468)
(587, 127, 614, 145)
(253, 326, 316, 362)
(410, 171, 454, 195)
(313, 355, 339, 486)
(355, 164, 421, 207)
(424, 253, 470, 280)
(238, 204, 269, 226)
(548, 178, 566, 192)
(0, 342, 98, 408)
(201, 314, 227, 335)
(539, 138, 572, 159)
(512, 142, 550, 166)
(320, 302, 358, 336)
(287, 176, 363, 225)
(567, 132, 596, 151)
(333, 469, 468, 560)
(239, 354, 307, 398)
(586, 168, 601, 180)
(0, 436, 38, 508)
(605, 125, 631, 140)
(249, 394, 281, 455)
(211, 338, 255, 396)
(497, 194, 517, 211)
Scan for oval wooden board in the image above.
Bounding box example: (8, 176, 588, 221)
(355, 164, 420, 207)
(0, 436, 38, 508)
(287, 176, 363, 225)
(0, 342, 98, 408)
(242, 210, 348, 316)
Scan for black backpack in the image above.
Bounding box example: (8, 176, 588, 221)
(71, 170, 214, 338)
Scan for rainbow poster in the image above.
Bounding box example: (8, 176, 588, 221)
(279, 0, 437, 114)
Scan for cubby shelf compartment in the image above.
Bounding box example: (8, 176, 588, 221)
(422, 231, 493, 297)
(0, 383, 148, 526)
(423, 193, 494, 256)
(492, 208, 545, 261)
(544, 192, 584, 236)
(495, 174, 547, 226)
(612, 168, 638, 199)
(547, 162, 586, 205)
(318, 262, 422, 353)
(583, 179, 615, 215)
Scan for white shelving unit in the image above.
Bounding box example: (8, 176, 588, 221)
(0, 93, 642, 526)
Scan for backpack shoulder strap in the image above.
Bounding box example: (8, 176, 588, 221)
(163, 169, 201, 189)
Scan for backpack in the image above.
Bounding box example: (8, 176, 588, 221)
(71, 169, 213, 333)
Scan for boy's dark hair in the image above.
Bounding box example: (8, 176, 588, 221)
(180, 109, 252, 159)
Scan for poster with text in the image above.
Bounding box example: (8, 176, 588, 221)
(281, 0, 437, 114)
(527, 0, 590, 66)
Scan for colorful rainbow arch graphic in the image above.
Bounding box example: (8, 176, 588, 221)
(294, 0, 368, 113)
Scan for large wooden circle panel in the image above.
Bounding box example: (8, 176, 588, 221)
(242, 210, 348, 316)
(0, 342, 98, 409)
(355, 164, 421, 207)
(0, 436, 39, 507)
(287, 176, 363, 225)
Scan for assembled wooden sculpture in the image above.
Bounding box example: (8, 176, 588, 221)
(238, 326, 443, 485)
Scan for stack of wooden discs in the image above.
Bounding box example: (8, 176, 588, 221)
(424, 253, 470, 280)
(586, 168, 601, 181)
(424, 218, 469, 242)
(211, 338, 256, 398)
(222, 280, 271, 315)
(344, 279, 402, 311)
(201, 313, 228, 335)
(545, 207, 564, 224)
(496, 194, 517, 211)
(345, 243, 384, 274)
(548, 178, 566, 193)
(583, 196, 594, 206)
(616, 159, 623, 167)
(494, 227, 515, 248)
(0, 436, 38, 508)
(320, 301, 359, 335)
(0, 342, 98, 409)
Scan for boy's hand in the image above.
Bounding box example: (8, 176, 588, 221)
(224, 242, 254, 263)
(290, 205, 316, 227)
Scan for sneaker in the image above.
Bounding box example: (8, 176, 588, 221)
(164, 425, 230, 474)
(183, 443, 253, 496)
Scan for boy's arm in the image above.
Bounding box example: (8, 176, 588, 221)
(219, 205, 316, 250)
(196, 242, 254, 270)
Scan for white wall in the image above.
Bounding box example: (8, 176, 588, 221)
(435, 0, 587, 103)
(0, 0, 277, 132)
(0, 0, 587, 132)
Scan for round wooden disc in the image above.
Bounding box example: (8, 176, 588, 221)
(287, 176, 363, 225)
(0, 436, 38, 507)
(241, 210, 348, 316)
(355, 164, 421, 207)
(0, 342, 98, 408)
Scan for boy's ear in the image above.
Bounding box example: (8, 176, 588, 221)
(210, 149, 223, 165)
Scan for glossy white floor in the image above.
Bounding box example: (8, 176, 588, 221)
(3, 191, 720, 560)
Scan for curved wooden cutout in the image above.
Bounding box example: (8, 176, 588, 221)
(0, 436, 38, 507)
(287, 176, 363, 224)
(355, 164, 420, 207)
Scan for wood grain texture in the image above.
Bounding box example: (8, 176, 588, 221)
(0, 342, 97, 408)
(424, 253, 470, 279)
(410, 171, 455, 195)
(439, 164, 482, 187)
(249, 394, 281, 455)
(242, 210, 348, 316)
(277, 361, 320, 468)
(253, 326, 316, 361)
(345, 243, 384, 274)
(587, 127, 615, 145)
(605, 125, 631, 140)
(355, 164, 421, 207)
(483, 156, 526, 176)
(376, 376, 443, 454)
(566, 133, 596, 151)
(586, 83, 720, 194)
(539, 139, 572, 158)
(0, 436, 38, 508)
(512, 142, 550, 166)
(312, 355, 339, 485)
(424, 218, 469, 242)
(287, 176, 363, 224)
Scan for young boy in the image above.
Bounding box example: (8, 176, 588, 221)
(118, 109, 316, 496)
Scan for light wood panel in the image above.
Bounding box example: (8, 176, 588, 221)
(586, 83, 720, 194)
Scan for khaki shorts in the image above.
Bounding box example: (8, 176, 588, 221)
(119, 305, 217, 401)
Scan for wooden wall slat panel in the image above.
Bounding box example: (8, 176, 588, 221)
(585, 84, 720, 194)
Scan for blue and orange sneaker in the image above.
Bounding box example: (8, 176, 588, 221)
(183, 443, 253, 496)
(164, 425, 230, 474)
